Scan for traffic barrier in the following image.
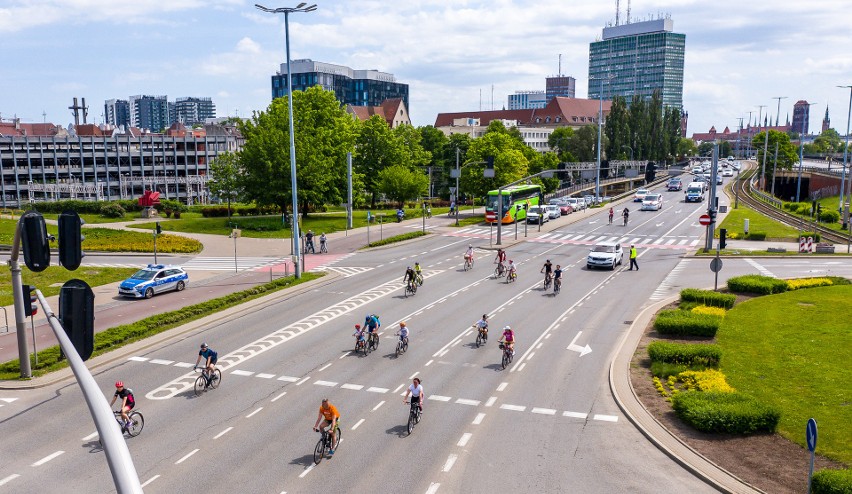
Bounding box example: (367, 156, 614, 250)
(807, 236, 814, 253)
(800, 237, 808, 253)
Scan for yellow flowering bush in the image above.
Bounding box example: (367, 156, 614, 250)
(677, 369, 735, 393)
(653, 377, 668, 397)
(786, 277, 833, 290)
(691, 305, 727, 318)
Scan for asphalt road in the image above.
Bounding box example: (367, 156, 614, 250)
(2, 183, 852, 493)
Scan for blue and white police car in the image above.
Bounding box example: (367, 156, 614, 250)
(118, 264, 189, 299)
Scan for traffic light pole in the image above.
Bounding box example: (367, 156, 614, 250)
(495, 169, 560, 246)
(9, 217, 32, 378)
(705, 143, 720, 252)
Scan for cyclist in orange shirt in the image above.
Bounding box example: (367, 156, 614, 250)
(313, 398, 341, 454)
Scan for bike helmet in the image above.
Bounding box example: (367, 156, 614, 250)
(355, 324, 361, 329)
(200, 343, 208, 349)
(415, 262, 419, 265)
(469, 244, 473, 248)
(115, 381, 124, 388)
(503, 325, 512, 331)
(482, 314, 488, 319)
(400, 322, 407, 327)
(508, 260, 513, 263)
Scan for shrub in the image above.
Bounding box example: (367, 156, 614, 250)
(796, 203, 813, 216)
(691, 305, 727, 318)
(648, 341, 722, 366)
(811, 468, 852, 494)
(653, 309, 721, 337)
(201, 206, 233, 217)
(650, 361, 694, 379)
(680, 288, 735, 309)
(727, 274, 788, 295)
(745, 231, 766, 240)
(677, 369, 735, 393)
(819, 210, 841, 223)
(100, 203, 126, 218)
(365, 231, 428, 248)
(787, 277, 834, 290)
(671, 390, 781, 434)
(801, 232, 822, 242)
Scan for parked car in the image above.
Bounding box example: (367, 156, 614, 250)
(546, 204, 561, 219)
(633, 188, 650, 202)
(558, 203, 574, 215)
(641, 193, 663, 211)
(119, 264, 189, 299)
(576, 197, 588, 210)
(565, 197, 584, 211)
(526, 205, 548, 224)
(667, 178, 683, 191)
(587, 242, 623, 270)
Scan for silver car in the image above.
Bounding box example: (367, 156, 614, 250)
(546, 204, 561, 219)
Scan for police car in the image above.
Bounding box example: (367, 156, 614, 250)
(118, 264, 188, 299)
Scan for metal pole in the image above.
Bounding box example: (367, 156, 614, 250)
(839, 86, 851, 230)
(153, 229, 158, 265)
(772, 142, 779, 197)
(285, 10, 301, 278)
(796, 103, 816, 203)
(367, 210, 370, 245)
(347, 152, 353, 230)
(705, 143, 719, 251)
(496, 186, 504, 245)
(455, 147, 460, 226)
(514, 212, 518, 240)
(9, 219, 30, 377)
(233, 227, 238, 273)
(761, 110, 770, 190)
(595, 77, 603, 201)
(30, 316, 38, 366)
(422, 202, 426, 233)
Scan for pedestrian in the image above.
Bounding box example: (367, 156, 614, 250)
(449, 200, 456, 216)
(628, 244, 639, 271)
(319, 233, 328, 253)
(305, 230, 315, 254)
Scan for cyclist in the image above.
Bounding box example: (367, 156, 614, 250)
(403, 377, 425, 412)
(109, 381, 135, 432)
(364, 314, 381, 347)
(608, 207, 614, 225)
(473, 314, 489, 340)
(353, 324, 366, 348)
(194, 343, 218, 386)
(396, 208, 405, 222)
(553, 264, 563, 292)
(396, 322, 409, 346)
(319, 233, 328, 253)
(403, 266, 418, 290)
(464, 244, 474, 267)
(413, 262, 424, 286)
(622, 207, 630, 226)
(499, 325, 515, 356)
(313, 398, 340, 455)
(541, 259, 553, 285)
(507, 260, 517, 280)
(495, 248, 507, 265)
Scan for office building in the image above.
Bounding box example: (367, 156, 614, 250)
(508, 91, 548, 110)
(588, 17, 685, 109)
(271, 59, 409, 111)
(104, 99, 131, 129)
(129, 95, 170, 132)
(174, 97, 217, 126)
(792, 100, 811, 135)
(546, 75, 576, 99)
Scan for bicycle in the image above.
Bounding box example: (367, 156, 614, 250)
(493, 262, 506, 278)
(355, 335, 369, 356)
(506, 270, 517, 284)
(405, 399, 422, 435)
(623, 214, 629, 226)
(474, 325, 488, 348)
(464, 256, 473, 271)
(313, 425, 341, 464)
(368, 331, 380, 352)
(543, 273, 552, 291)
(114, 409, 144, 437)
(553, 277, 562, 295)
(499, 342, 514, 370)
(405, 280, 417, 297)
(395, 336, 409, 357)
(194, 367, 222, 396)
(320, 241, 328, 253)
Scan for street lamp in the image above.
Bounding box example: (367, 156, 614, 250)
(795, 102, 818, 203)
(837, 85, 851, 231)
(621, 144, 634, 161)
(591, 73, 615, 202)
(255, 2, 317, 278)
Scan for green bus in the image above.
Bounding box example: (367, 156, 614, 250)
(485, 184, 543, 224)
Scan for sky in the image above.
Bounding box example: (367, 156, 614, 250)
(1, 0, 851, 138)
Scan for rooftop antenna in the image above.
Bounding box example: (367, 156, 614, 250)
(626, 0, 631, 23)
(42, 110, 47, 123)
(558, 54, 562, 75)
(615, 0, 620, 25)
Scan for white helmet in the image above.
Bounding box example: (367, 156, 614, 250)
(503, 325, 511, 331)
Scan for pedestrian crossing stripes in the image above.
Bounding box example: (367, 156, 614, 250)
(649, 259, 692, 301)
(180, 256, 288, 271)
(313, 266, 374, 277)
(530, 234, 701, 250)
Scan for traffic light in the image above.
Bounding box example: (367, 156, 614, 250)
(155, 222, 162, 235)
(58, 210, 84, 271)
(817, 203, 822, 217)
(60, 279, 95, 361)
(20, 211, 50, 272)
(645, 161, 657, 182)
(484, 156, 495, 178)
(23, 284, 38, 317)
(719, 228, 727, 250)
(812, 201, 817, 217)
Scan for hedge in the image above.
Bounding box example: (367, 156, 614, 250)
(653, 309, 721, 337)
(364, 231, 428, 248)
(727, 274, 788, 295)
(671, 390, 781, 434)
(647, 341, 722, 367)
(745, 231, 766, 241)
(812, 468, 852, 494)
(819, 210, 841, 223)
(680, 288, 735, 309)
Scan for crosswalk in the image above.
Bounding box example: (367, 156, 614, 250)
(445, 227, 701, 250)
(313, 266, 374, 277)
(180, 256, 289, 271)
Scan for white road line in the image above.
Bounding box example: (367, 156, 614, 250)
(140, 475, 160, 488)
(457, 433, 472, 447)
(278, 376, 299, 382)
(339, 352, 350, 359)
(299, 465, 315, 478)
(296, 376, 310, 386)
(174, 362, 194, 368)
(393, 384, 405, 394)
(563, 411, 588, 419)
(518, 363, 527, 371)
(214, 427, 233, 439)
(318, 363, 332, 372)
(31, 451, 64, 466)
(485, 397, 497, 407)
(425, 483, 441, 494)
(352, 419, 365, 430)
(496, 382, 508, 392)
(341, 383, 363, 391)
(527, 352, 535, 360)
(472, 413, 486, 425)
(231, 370, 255, 377)
(256, 373, 275, 379)
(408, 371, 419, 380)
(429, 395, 451, 402)
(82, 431, 99, 441)
(455, 398, 480, 406)
(745, 258, 775, 278)
(372, 401, 386, 411)
(246, 407, 264, 418)
(531, 407, 556, 415)
(593, 414, 619, 422)
(536, 343, 543, 349)
(175, 449, 199, 465)
(368, 387, 389, 394)
(149, 359, 174, 365)
(314, 380, 338, 387)
(0, 475, 20, 487)
(425, 360, 434, 366)
(500, 404, 526, 412)
(442, 454, 458, 472)
(128, 356, 148, 362)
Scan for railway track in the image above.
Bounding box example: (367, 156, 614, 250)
(733, 163, 851, 245)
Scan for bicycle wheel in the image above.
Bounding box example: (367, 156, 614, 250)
(405, 285, 413, 297)
(332, 428, 341, 449)
(464, 259, 470, 271)
(210, 368, 222, 389)
(402, 340, 408, 353)
(502, 352, 509, 370)
(476, 332, 482, 348)
(396, 341, 402, 357)
(126, 411, 144, 437)
(407, 410, 417, 435)
(313, 438, 325, 464)
(194, 376, 207, 396)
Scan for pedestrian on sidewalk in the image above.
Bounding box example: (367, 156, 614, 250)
(628, 244, 639, 271)
(449, 200, 456, 216)
(306, 230, 316, 254)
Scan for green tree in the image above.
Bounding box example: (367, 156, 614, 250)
(353, 115, 406, 207)
(207, 151, 242, 221)
(566, 125, 599, 162)
(604, 95, 631, 160)
(378, 164, 428, 207)
(418, 125, 449, 198)
(548, 127, 576, 162)
(238, 86, 358, 217)
(460, 132, 530, 199)
(751, 130, 799, 184)
(394, 124, 432, 168)
(528, 151, 561, 193)
(676, 138, 698, 158)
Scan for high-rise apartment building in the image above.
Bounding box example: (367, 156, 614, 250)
(508, 91, 548, 110)
(271, 59, 409, 111)
(546, 76, 576, 100)
(104, 99, 131, 129)
(129, 95, 170, 132)
(792, 100, 811, 135)
(588, 17, 685, 109)
(174, 97, 217, 125)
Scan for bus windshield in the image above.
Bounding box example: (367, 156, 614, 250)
(486, 194, 511, 211)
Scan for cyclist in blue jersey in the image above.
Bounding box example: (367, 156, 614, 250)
(194, 343, 219, 385)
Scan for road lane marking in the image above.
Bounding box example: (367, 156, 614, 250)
(455, 398, 480, 406)
(82, 431, 99, 441)
(518, 363, 526, 371)
(532, 408, 556, 415)
(231, 370, 254, 377)
(246, 407, 264, 418)
(278, 376, 299, 382)
(314, 380, 337, 387)
(149, 359, 174, 365)
(563, 411, 588, 419)
(442, 454, 458, 472)
(425, 360, 434, 366)
(339, 352, 351, 359)
(256, 373, 275, 379)
(299, 465, 315, 478)
(473, 413, 486, 425)
(485, 397, 497, 407)
(140, 475, 160, 488)
(341, 383, 363, 391)
(352, 419, 365, 430)
(393, 384, 405, 394)
(174, 362, 194, 368)
(429, 395, 451, 402)
(372, 401, 385, 411)
(593, 414, 619, 422)
(175, 449, 199, 464)
(0, 475, 20, 486)
(296, 376, 310, 386)
(426, 483, 441, 494)
(318, 363, 332, 372)
(496, 382, 508, 391)
(500, 404, 526, 412)
(31, 451, 64, 466)
(457, 433, 472, 447)
(128, 356, 148, 362)
(214, 427, 233, 439)
(368, 387, 388, 394)
(408, 371, 419, 380)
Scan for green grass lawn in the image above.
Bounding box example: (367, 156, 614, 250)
(0, 265, 137, 306)
(717, 286, 852, 464)
(448, 215, 486, 227)
(717, 203, 801, 240)
(41, 212, 144, 224)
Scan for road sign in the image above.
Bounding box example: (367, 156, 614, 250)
(710, 257, 723, 273)
(699, 214, 712, 226)
(806, 418, 818, 452)
(449, 187, 457, 194)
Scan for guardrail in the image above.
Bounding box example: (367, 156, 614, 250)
(748, 172, 783, 208)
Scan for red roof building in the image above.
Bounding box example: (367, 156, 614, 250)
(346, 98, 411, 128)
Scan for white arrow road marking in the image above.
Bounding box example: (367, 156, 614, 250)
(567, 331, 592, 357)
(656, 222, 665, 227)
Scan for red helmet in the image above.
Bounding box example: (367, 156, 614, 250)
(115, 381, 124, 388)
(355, 324, 361, 329)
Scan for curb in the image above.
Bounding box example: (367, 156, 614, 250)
(609, 295, 765, 494)
(358, 231, 434, 252)
(0, 270, 341, 390)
